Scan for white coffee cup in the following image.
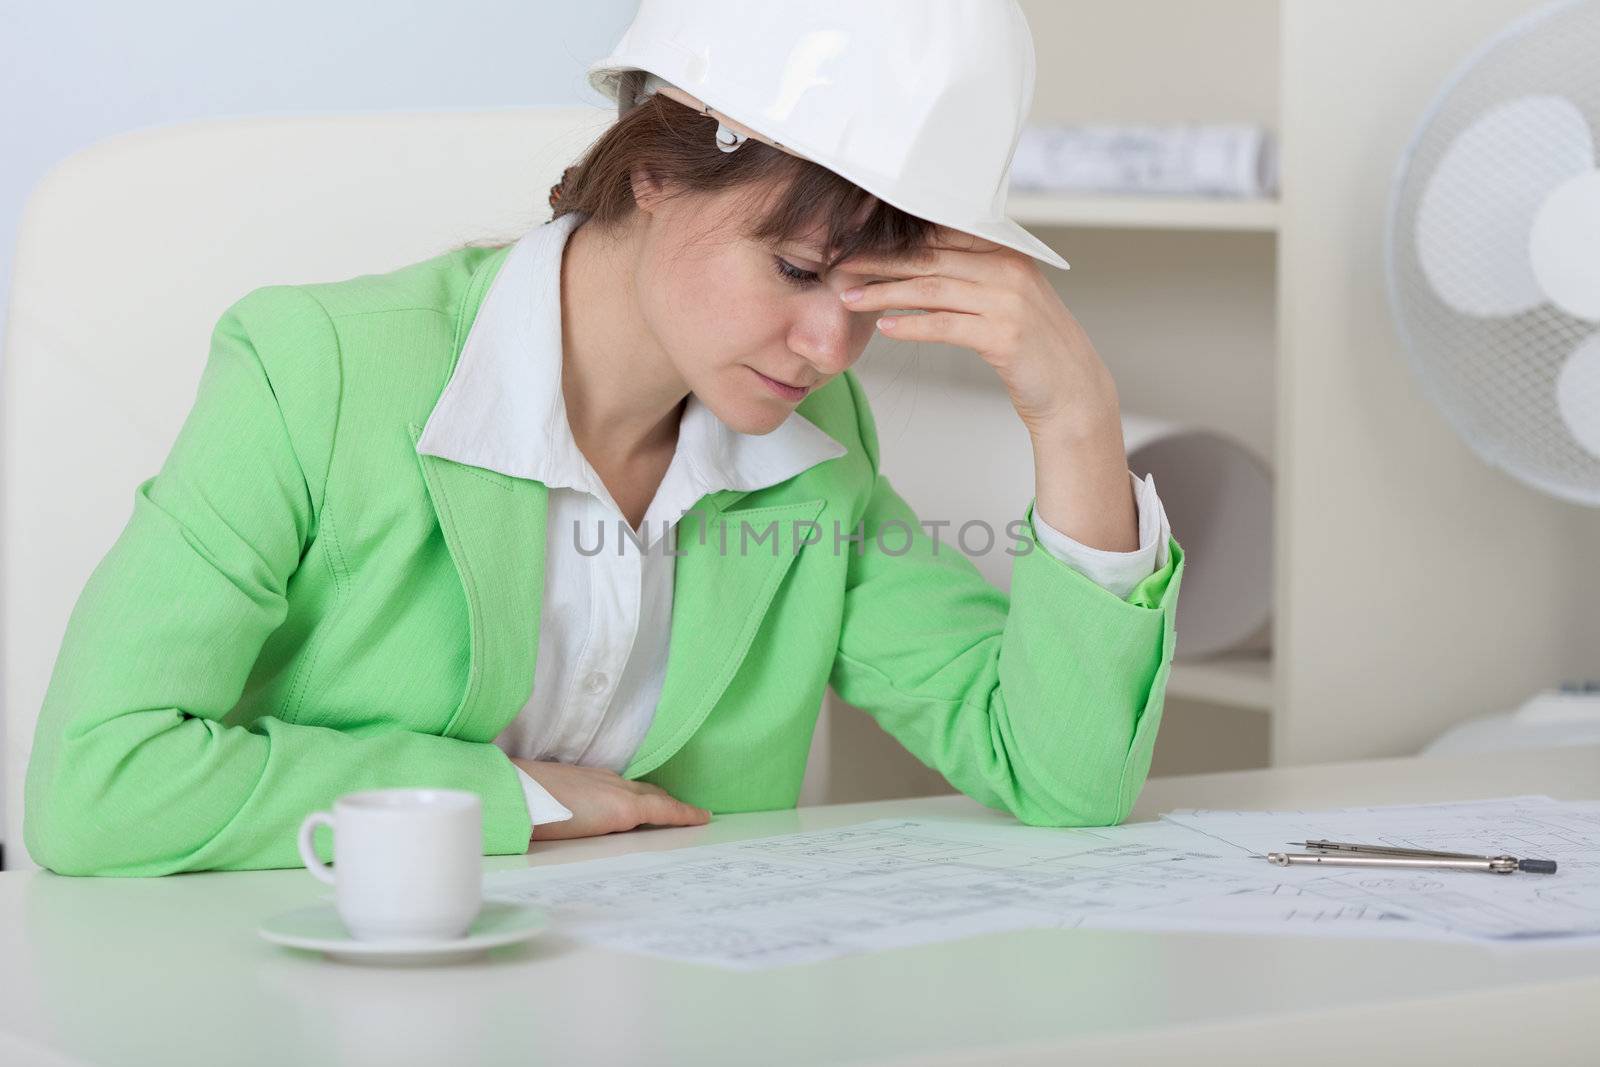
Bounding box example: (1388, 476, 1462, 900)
(297, 788, 484, 942)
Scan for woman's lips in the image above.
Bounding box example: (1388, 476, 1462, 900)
(750, 366, 809, 400)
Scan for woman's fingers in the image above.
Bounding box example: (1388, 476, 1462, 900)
(875, 309, 993, 352)
(607, 773, 709, 826)
(630, 780, 682, 803)
(841, 274, 991, 315)
(639, 792, 711, 827)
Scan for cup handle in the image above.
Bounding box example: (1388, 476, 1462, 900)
(298, 811, 337, 886)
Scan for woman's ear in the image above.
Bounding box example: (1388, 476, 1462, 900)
(629, 166, 669, 216)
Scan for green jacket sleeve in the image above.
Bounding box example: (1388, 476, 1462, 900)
(23, 286, 533, 877)
(828, 372, 1185, 827)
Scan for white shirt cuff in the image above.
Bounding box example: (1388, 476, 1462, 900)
(513, 764, 575, 826)
(1031, 470, 1171, 600)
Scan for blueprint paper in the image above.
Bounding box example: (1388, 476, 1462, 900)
(1078, 881, 1479, 942)
(1274, 866, 1600, 939)
(484, 818, 1299, 970)
(480, 802, 1600, 970)
(1161, 796, 1600, 940)
(1157, 796, 1565, 875)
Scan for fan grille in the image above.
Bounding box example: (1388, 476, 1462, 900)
(1386, 0, 1600, 506)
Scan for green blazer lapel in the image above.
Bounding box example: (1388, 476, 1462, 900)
(622, 490, 827, 780)
(404, 241, 548, 743)
(408, 422, 549, 742)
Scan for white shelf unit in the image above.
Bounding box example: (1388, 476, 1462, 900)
(1022, 192, 1281, 734)
(1014, 188, 1280, 723)
(1168, 654, 1274, 712)
(1008, 193, 1280, 234)
(1013, 0, 1287, 759)
(815, 0, 1600, 803)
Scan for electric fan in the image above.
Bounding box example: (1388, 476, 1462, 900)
(1384, 0, 1600, 752)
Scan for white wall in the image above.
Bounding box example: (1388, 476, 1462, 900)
(0, 0, 641, 859)
(0, 1, 637, 358)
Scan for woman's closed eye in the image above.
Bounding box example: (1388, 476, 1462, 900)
(772, 256, 820, 288)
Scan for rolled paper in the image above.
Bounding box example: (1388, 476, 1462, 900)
(864, 377, 1273, 660)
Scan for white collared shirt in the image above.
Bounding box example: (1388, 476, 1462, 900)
(415, 211, 1171, 829)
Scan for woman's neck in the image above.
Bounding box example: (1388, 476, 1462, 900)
(557, 214, 687, 469)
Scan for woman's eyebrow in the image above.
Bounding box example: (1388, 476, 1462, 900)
(779, 240, 829, 263)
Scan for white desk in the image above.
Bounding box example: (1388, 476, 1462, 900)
(2, 744, 1597, 1067)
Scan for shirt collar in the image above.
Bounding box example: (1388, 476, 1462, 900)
(414, 210, 847, 522)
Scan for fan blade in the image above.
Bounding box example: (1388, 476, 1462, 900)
(1416, 94, 1593, 318)
(1531, 170, 1600, 322)
(1558, 332, 1600, 461)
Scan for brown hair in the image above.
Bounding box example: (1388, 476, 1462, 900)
(542, 83, 939, 275)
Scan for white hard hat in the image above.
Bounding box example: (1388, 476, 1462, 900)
(587, 0, 1069, 271)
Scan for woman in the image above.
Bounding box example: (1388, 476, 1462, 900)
(24, 0, 1183, 876)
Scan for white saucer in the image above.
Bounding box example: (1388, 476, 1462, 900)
(259, 899, 549, 965)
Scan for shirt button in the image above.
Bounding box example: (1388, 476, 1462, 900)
(583, 670, 609, 694)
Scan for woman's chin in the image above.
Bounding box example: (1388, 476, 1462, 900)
(710, 396, 788, 435)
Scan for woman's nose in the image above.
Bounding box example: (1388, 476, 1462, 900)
(791, 304, 865, 376)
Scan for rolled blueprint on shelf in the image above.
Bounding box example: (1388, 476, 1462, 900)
(1009, 123, 1279, 198)
(1123, 413, 1272, 658)
(863, 372, 1273, 660)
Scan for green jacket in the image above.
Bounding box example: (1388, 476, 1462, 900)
(24, 242, 1185, 876)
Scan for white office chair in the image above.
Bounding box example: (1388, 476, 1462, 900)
(0, 108, 612, 871)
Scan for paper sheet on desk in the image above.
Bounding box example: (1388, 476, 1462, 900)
(481, 801, 1600, 970)
(485, 818, 1304, 969)
(1160, 795, 1600, 940)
